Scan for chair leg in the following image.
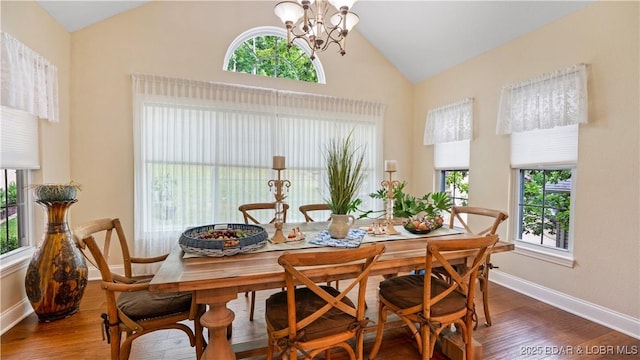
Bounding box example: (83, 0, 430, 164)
(421, 324, 431, 360)
(249, 291, 256, 321)
(481, 260, 492, 327)
(368, 300, 386, 359)
(195, 315, 206, 359)
(109, 326, 121, 360)
(226, 323, 233, 339)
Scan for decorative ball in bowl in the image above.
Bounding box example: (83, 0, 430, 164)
(403, 216, 444, 234)
(179, 223, 268, 257)
(32, 183, 81, 202)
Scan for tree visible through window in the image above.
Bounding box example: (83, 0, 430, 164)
(440, 170, 469, 207)
(518, 169, 572, 250)
(227, 35, 318, 83)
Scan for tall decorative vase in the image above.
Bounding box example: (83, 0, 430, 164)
(25, 199, 88, 322)
(327, 214, 355, 239)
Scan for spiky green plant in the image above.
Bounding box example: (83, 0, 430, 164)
(324, 131, 366, 214)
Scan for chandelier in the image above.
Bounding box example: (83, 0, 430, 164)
(274, 0, 359, 60)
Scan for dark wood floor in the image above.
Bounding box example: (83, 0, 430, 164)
(2, 276, 638, 359)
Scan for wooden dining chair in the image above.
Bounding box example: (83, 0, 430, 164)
(369, 235, 498, 360)
(298, 203, 331, 222)
(448, 206, 508, 328)
(265, 243, 385, 360)
(238, 202, 290, 322)
(239, 202, 289, 224)
(72, 218, 206, 360)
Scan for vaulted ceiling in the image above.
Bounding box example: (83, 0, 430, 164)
(35, 0, 594, 84)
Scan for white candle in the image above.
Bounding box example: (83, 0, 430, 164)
(273, 155, 286, 170)
(384, 160, 397, 172)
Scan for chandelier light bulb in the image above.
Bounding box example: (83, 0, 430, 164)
(274, 1, 304, 24)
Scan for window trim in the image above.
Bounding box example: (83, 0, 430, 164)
(222, 26, 326, 84)
(510, 167, 576, 267)
(0, 170, 35, 274)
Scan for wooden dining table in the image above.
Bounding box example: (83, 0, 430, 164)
(149, 220, 514, 360)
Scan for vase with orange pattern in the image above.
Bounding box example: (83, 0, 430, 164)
(25, 199, 88, 321)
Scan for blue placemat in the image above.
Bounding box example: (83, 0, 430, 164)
(309, 229, 366, 248)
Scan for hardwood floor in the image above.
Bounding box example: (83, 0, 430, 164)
(2, 276, 638, 359)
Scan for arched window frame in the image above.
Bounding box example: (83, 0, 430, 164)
(223, 26, 326, 84)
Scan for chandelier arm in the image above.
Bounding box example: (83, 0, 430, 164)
(275, 0, 356, 58)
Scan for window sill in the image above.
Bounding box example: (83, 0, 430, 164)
(0, 247, 35, 278)
(514, 241, 575, 268)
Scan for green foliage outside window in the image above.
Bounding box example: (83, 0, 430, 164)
(443, 170, 468, 206)
(521, 169, 571, 248)
(1, 181, 19, 254)
(227, 35, 318, 83)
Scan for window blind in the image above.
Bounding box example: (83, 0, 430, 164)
(434, 140, 470, 170)
(511, 124, 578, 167)
(0, 106, 39, 169)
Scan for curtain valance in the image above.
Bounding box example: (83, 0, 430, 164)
(423, 98, 473, 145)
(131, 73, 384, 120)
(1, 32, 59, 122)
(496, 63, 588, 134)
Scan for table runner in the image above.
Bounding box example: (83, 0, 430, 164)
(182, 225, 463, 259)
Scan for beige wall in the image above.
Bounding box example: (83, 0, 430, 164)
(412, 1, 639, 318)
(68, 0, 413, 233)
(0, 1, 71, 320)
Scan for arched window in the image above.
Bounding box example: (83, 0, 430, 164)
(223, 26, 326, 84)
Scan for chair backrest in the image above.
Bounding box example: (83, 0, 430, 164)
(277, 243, 386, 338)
(238, 202, 289, 224)
(298, 203, 331, 222)
(423, 235, 499, 316)
(449, 206, 508, 236)
(73, 218, 134, 283)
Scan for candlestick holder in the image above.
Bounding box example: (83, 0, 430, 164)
(268, 169, 291, 243)
(381, 170, 401, 235)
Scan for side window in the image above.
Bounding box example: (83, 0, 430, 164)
(517, 169, 572, 250)
(223, 26, 325, 84)
(439, 169, 469, 207)
(1, 169, 29, 255)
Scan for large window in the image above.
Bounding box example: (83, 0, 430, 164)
(224, 26, 325, 84)
(132, 74, 384, 258)
(0, 169, 29, 255)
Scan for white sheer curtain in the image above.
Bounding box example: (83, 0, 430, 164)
(423, 98, 473, 169)
(496, 63, 588, 134)
(423, 98, 473, 145)
(1, 32, 59, 122)
(132, 74, 384, 261)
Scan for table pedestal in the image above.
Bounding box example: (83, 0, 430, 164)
(197, 288, 237, 360)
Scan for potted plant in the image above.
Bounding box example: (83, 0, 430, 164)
(362, 181, 451, 218)
(324, 130, 366, 238)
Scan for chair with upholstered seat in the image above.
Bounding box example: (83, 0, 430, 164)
(72, 218, 206, 360)
(238, 202, 290, 321)
(298, 203, 331, 222)
(448, 206, 508, 327)
(368, 235, 498, 360)
(265, 243, 385, 360)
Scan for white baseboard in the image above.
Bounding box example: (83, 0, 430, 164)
(0, 298, 33, 336)
(491, 270, 640, 340)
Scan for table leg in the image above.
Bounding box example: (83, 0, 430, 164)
(197, 288, 238, 360)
